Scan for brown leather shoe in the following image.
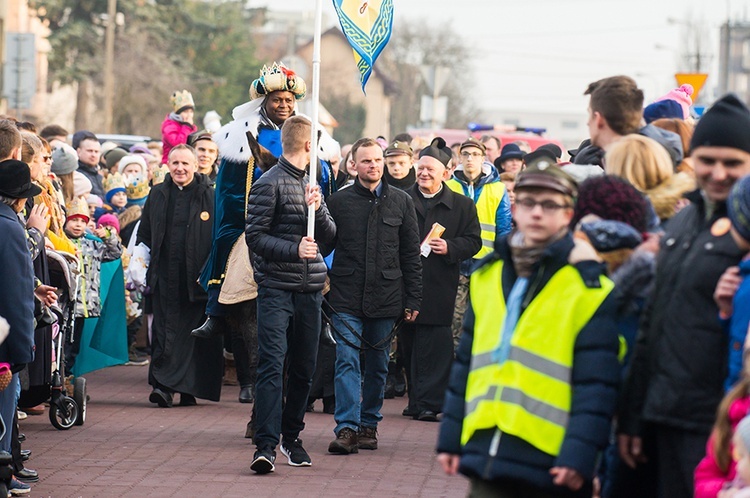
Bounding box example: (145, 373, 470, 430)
(328, 427, 358, 454)
(358, 426, 378, 450)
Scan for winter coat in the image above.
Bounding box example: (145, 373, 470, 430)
(245, 156, 336, 293)
(324, 178, 422, 318)
(694, 396, 750, 498)
(77, 161, 105, 198)
(436, 234, 621, 497)
(0, 203, 36, 367)
(137, 173, 214, 302)
(71, 230, 123, 318)
(725, 257, 750, 391)
(407, 184, 482, 326)
(620, 190, 747, 436)
(161, 113, 197, 165)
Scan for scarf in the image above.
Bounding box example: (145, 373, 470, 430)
(508, 228, 567, 278)
(384, 167, 416, 190)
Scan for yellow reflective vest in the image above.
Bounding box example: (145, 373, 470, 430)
(446, 179, 505, 259)
(462, 259, 614, 456)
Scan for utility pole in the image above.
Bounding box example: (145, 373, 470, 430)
(103, 0, 116, 133)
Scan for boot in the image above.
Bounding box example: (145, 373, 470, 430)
(191, 316, 224, 339)
(239, 385, 254, 404)
(223, 351, 238, 386)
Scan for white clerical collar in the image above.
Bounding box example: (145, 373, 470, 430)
(419, 184, 443, 198)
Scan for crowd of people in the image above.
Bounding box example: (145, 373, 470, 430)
(1, 62, 750, 498)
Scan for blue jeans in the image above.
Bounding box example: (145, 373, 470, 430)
(0, 374, 19, 452)
(332, 313, 395, 434)
(253, 287, 322, 451)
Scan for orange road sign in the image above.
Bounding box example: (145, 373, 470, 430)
(675, 73, 708, 103)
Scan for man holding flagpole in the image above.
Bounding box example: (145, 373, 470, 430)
(245, 115, 336, 474)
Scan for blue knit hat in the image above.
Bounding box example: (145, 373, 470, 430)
(728, 174, 750, 243)
(643, 100, 683, 124)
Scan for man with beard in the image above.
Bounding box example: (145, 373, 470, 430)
(133, 144, 220, 407)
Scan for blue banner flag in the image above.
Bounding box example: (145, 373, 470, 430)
(332, 0, 394, 93)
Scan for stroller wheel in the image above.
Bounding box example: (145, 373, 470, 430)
(73, 377, 86, 426)
(49, 397, 78, 430)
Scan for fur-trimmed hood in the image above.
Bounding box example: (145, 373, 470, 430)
(645, 171, 696, 221)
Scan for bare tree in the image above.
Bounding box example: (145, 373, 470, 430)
(380, 20, 478, 136)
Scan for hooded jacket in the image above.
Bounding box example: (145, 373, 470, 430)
(437, 233, 620, 497)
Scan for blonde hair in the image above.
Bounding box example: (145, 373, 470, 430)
(281, 115, 312, 154)
(20, 131, 42, 164)
(604, 135, 673, 192)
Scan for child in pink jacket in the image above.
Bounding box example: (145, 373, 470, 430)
(161, 89, 197, 165)
(695, 377, 750, 497)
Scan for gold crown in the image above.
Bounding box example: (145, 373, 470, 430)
(124, 174, 150, 200)
(170, 90, 195, 113)
(152, 164, 169, 185)
(250, 62, 306, 101)
(66, 196, 90, 221)
(103, 172, 126, 194)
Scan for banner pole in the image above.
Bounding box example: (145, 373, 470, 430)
(307, 0, 324, 239)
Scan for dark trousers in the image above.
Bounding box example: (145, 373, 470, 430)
(653, 423, 709, 498)
(205, 287, 228, 317)
(400, 323, 453, 413)
(253, 287, 322, 451)
(225, 300, 258, 389)
(470, 478, 557, 498)
(64, 317, 85, 373)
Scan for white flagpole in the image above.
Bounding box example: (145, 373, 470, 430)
(307, 0, 324, 239)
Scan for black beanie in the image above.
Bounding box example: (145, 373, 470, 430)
(690, 94, 750, 155)
(418, 137, 452, 167)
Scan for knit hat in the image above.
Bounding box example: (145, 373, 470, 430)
(736, 415, 750, 455)
(103, 172, 126, 204)
(654, 84, 694, 119)
(117, 155, 148, 178)
(86, 194, 102, 208)
(100, 141, 119, 157)
(104, 147, 128, 171)
(171, 90, 195, 114)
(418, 137, 452, 167)
(691, 94, 750, 155)
(71, 130, 97, 150)
(250, 62, 306, 101)
(97, 213, 120, 234)
(50, 144, 78, 176)
(643, 100, 684, 124)
(728, 174, 750, 243)
(571, 175, 649, 233)
(73, 171, 93, 198)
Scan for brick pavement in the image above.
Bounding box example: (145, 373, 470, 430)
(18, 365, 469, 497)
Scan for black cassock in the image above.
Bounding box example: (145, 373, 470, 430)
(148, 181, 223, 400)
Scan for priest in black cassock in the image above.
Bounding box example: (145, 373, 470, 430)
(136, 144, 221, 407)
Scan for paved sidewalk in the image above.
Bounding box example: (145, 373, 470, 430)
(19, 365, 468, 497)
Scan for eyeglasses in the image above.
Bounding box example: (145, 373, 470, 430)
(460, 152, 483, 159)
(515, 197, 571, 213)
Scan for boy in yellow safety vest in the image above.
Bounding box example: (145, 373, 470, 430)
(436, 161, 621, 497)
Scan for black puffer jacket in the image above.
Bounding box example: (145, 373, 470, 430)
(324, 179, 422, 318)
(245, 156, 336, 292)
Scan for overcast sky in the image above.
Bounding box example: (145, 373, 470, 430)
(249, 0, 750, 115)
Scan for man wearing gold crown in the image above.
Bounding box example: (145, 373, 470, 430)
(161, 90, 198, 166)
(194, 62, 339, 402)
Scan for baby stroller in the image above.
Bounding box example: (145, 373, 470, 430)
(46, 250, 87, 430)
